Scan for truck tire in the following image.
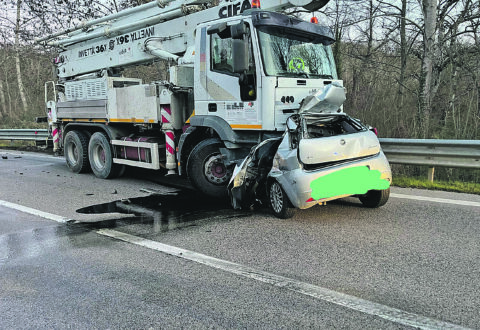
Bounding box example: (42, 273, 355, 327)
(268, 180, 296, 219)
(64, 130, 90, 173)
(88, 132, 124, 179)
(359, 188, 390, 208)
(186, 138, 232, 198)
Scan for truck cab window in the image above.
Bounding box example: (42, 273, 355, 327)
(210, 29, 256, 101)
(210, 33, 256, 75)
(211, 35, 234, 74)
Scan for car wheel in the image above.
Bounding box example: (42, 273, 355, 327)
(64, 130, 90, 173)
(359, 188, 390, 208)
(88, 132, 124, 179)
(187, 138, 232, 198)
(268, 180, 296, 219)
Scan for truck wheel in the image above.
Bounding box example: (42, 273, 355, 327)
(88, 132, 124, 179)
(187, 138, 232, 198)
(359, 188, 390, 208)
(64, 130, 90, 173)
(268, 180, 296, 219)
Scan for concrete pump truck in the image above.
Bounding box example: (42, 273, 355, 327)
(36, 0, 392, 218)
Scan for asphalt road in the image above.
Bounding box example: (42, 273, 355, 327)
(1, 149, 479, 329)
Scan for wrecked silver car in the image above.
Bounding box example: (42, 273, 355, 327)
(228, 83, 392, 218)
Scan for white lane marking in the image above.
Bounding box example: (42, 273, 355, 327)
(391, 193, 480, 207)
(0, 200, 70, 223)
(97, 229, 469, 330)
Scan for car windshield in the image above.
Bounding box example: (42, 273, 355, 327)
(257, 29, 338, 79)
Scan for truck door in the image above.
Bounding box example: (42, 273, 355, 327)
(204, 25, 259, 129)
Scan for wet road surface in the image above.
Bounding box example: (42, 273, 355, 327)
(1, 149, 480, 329)
(1, 205, 399, 329)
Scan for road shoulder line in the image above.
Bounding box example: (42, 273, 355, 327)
(391, 193, 480, 207)
(0, 200, 70, 223)
(97, 228, 469, 330)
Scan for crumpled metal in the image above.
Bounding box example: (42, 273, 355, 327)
(298, 82, 346, 114)
(228, 138, 282, 210)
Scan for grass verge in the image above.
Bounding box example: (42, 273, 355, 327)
(0, 140, 36, 148)
(393, 176, 480, 195)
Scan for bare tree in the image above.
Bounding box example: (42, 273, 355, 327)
(0, 41, 7, 119)
(416, 0, 480, 137)
(14, 0, 28, 114)
(418, 0, 438, 137)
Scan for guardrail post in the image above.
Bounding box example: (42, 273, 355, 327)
(427, 167, 435, 182)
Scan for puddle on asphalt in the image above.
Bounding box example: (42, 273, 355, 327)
(76, 190, 248, 233)
(1, 191, 247, 266)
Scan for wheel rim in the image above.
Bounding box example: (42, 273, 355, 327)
(92, 143, 106, 170)
(67, 142, 79, 166)
(204, 154, 231, 185)
(270, 182, 283, 213)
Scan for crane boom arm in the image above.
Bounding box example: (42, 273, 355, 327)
(43, 0, 330, 79)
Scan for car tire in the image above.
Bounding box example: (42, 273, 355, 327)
(186, 138, 232, 198)
(359, 188, 390, 208)
(64, 130, 90, 173)
(88, 132, 124, 179)
(268, 180, 296, 219)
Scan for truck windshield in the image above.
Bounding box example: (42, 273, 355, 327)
(257, 29, 338, 79)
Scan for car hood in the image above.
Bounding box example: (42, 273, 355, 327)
(298, 82, 346, 114)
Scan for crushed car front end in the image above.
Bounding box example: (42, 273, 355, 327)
(229, 84, 392, 218)
(270, 113, 391, 210)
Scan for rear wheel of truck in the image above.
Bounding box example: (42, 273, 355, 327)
(64, 130, 90, 173)
(359, 188, 390, 208)
(88, 132, 124, 179)
(187, 138, 232, 199)
(268, 180, 296, 219)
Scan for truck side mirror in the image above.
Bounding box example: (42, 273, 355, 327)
(232, 39, 249, 73)
(207, 23, 230, 38)
(230, 22, 247, 39)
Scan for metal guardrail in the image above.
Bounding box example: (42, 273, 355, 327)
(0, 129, 49, 141)
(1, 129, 478, 170)
(379, 138, 480, 169)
